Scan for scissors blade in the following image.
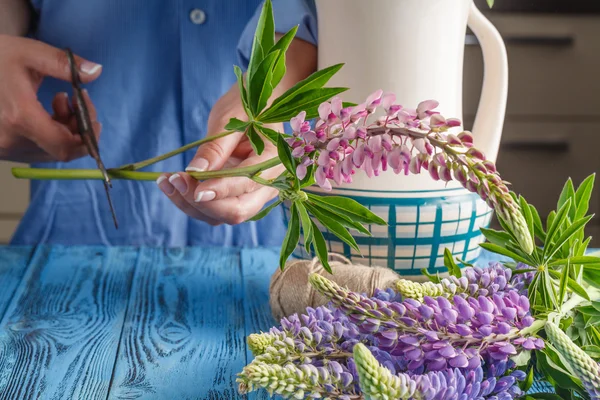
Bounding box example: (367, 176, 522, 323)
(66, 48, 118, 228)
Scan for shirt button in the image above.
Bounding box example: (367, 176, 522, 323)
(189, 9, 206, 25)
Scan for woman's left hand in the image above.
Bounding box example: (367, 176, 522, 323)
(156, 83, 284, 226)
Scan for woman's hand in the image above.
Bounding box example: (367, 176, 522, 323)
(157, 37, 317, 226)
(0, 35, 103, 163)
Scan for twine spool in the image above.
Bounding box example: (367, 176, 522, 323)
(269, 253, 402, 320)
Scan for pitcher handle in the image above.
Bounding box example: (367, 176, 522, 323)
(467, 2, 508, 163)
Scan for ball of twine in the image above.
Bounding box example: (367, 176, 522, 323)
(269, 253, 402, 320)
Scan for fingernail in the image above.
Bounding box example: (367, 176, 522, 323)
(80, 61, 102, 75)
(169, 173, 187, 194)
(61, 92, 68, 98)
(195, 190, 216, 203)
(157, 175, 174, 195)
(186, 158, 209, 173)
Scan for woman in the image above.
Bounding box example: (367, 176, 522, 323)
(0, 0, 317, 246)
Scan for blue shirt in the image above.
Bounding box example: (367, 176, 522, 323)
(11, 0, 317, 247)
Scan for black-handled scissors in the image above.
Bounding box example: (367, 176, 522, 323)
(65, 48, 118, 229)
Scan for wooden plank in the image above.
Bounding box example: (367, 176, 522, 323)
(240, 248, 280, 400)
(0, 246, 34, 321)
(0, 246, 138, 400)
(107, 247, 246, 399)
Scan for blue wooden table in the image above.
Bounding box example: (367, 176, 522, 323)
(0, 246, 542, 399)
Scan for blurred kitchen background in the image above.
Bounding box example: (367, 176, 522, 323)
(1, 0, 599, 244)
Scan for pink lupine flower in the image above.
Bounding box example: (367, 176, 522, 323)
(365, 89, 383, 112)
(317, 150, 330, 167)
(353, 144, 366, 167)
(296, 157, 312, 180)
(356, 127, 367, 139)
(343, 126, 357, 140)
(467, 147, 486, 161)
(446, 134, 462, 146)
(318, 102, 332, 121)
(290, 111, 309, 133)
(430, 114, 446, 128)
(381, 134, 393, 151)
(458, 131, 474, 147)
(428, 162, 440, 181)
(446, 118, 461, 127)
(292, 146, 305, 157)
(416, 99, 439, 119)
(315, 166, 331, 190)
(439, 165, 452, 182)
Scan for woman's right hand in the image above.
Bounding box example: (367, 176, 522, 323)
(0, 34, 103, 163)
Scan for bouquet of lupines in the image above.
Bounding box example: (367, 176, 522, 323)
(11, 1, 600, 397)
(238, 264, 544, 398)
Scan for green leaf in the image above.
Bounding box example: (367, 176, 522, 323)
(276, 134, 296, 176)
(233, 66, 252, 117)
(543, 267, 558, 309)
(420, 269, 442, 284)
(246, 124, 265, 155)
(279, 202, 300, 269)
(524, 395, 569, 400)
(305, 203, 360, 252)
(254, 125, 279, 145)
(246, 0, 274, 81)
(248, 199, 282, 221)
(557, 178, 576, 220)
(548, 269, 590, 300)
(479, 242, 533, 265)
(487, 0, 494, 7)
(268, 26, 298, 90)
(307, 202, 370, 236)
(520, 196, 536, 246)
(259, 87, 349, 123)
(480, 227, 513, 247)
(224, 117, 249, 132)
(585, 315, 600, 329)
(544, 199, 572, 259)
(260, 63, 344, 116)
(255, 0, 275, 52)
(583, 268, 600, 290)
(307, 194, 386, 226)
(296, 202, 312, 241)
(582, 344, 600, 359)
(310, 220, 331, 273)
(249, 50, 279, 115)
(558, 258, 570, 305)
(546, 215, 593, 260)
(443, 248, 461, 277)
(549, 256, 600, 267)
(537, 346, 583, 392)
(578, 305, 600, 317)
(575, 174, 596, 220)
(530, 204, 546, 242)
(520, 366, 535, 392)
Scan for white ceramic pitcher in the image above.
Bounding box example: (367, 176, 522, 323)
(283, 0, 508, 279)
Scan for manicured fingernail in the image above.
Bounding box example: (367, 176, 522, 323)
(80, 61, 102, 75)
(169, 173, 187, 194)
(195, 190, 216, 202)
(157, 175, 174, 195)
(61, 92, 68, 98)
(186, 158, 209, 172)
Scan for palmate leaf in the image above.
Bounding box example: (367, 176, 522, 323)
(295, 202, 312, 245)
(224, 117, 249, 132)
(479, 242, 534, 265)
(304, 203, 360, 252)
(259, 87, 349, 123)
(480, 227, 513, 247)
(276, 134, 296, 176)
(254, 125, 279, 145)
(546, 215, 593, 261)
(306, 200, 371, 236)
(548, 269, 590, 300)
(306, 194, 386, 226)
(557, 178, 576, 221)
(543, 199, 572, 259)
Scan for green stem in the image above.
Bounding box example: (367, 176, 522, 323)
(12, 157, 282, 182)
(117, 130, 237, 171)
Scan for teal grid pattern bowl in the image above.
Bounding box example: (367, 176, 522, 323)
(282, 191, 493, 276)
